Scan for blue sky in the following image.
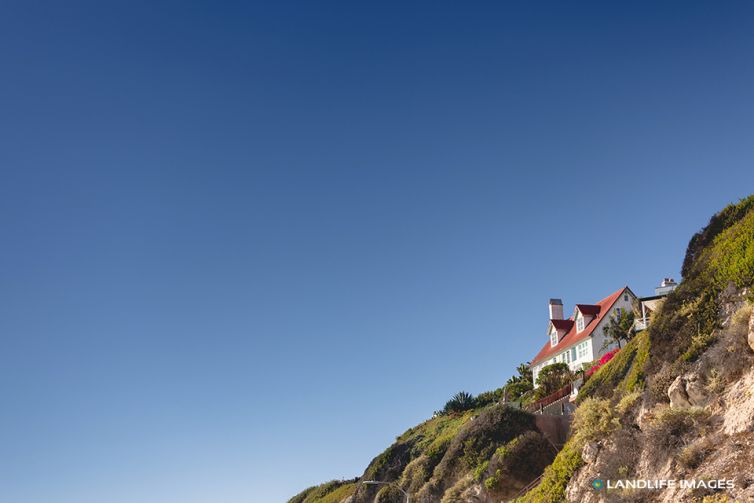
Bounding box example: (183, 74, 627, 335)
(1, 1, 754, 502)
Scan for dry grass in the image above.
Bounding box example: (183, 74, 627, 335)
(646, 406, 711, 449)
(678, 435, 716, 469)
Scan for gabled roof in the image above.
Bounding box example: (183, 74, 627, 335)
(575, 304, 601, 316)
(530, 287, 629, 366)
(550, 319, 574, 331)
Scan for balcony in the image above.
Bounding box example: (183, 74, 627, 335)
(634, 318, 649, 332)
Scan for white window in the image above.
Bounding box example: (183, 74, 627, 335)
(564, 350, 570, 363)
(616, 307, 623, 318)
(576, 316, 585, 332)
(624, 294, 629, 302)
(550, 329, 558, 347)
(577, 341, 589, 359)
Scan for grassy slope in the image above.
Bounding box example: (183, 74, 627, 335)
(576, 330, 650, 402)
(291, 404, 547, 503)
(288, 412, 477, 503)
(287, 480, 358, 503)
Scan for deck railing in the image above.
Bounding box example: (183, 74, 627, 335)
(524, 383, 572, 413)
(634, 318, 649, 331)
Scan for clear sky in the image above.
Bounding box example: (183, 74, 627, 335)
(1, 1, 754, 502)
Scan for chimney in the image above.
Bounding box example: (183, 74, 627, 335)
(548, 298, 563, 320)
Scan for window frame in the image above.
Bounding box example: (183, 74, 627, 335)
(577, 340, 589, 359)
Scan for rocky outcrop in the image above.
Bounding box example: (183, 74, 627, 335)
(748, 307, 754, 351)
(581, 442, 599, 464)
(668, 374, 709, 408)
(668, 376, 692, 408)
(685, 376, 709, 405)
(723, 367, 754, 434)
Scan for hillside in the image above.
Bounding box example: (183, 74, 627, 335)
(289, 195, 754, 503)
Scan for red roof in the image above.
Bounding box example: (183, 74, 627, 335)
(530, 287, 628, 366)
(550, 319, 574, 331)
(575, 304, 600, 316)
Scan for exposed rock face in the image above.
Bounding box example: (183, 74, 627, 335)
(455, 481, 487, 503)
(685, 375, 709, 406)
(748, 307, 754, 351)
(668, 376, 692, 408)
(566, 430, 644, 503)
(723, 368, 754, 434)
(668, 374, 709, 408)
(581, 442, 599, 464)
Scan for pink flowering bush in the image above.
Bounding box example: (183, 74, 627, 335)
(585, 348, 621, 377)
(599, 348, 620, 365)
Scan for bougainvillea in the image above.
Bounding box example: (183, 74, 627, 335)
(585, 348, 621, 377)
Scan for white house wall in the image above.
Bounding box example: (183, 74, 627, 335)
(531, 289, 638, 387)
(590, 290, 637, 360)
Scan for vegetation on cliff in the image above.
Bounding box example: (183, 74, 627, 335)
(523, 195, 754, 502)
(290, 195, 754, 503)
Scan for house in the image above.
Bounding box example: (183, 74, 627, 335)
(529, 286, 638, 389)
(634, 278, 678, 331)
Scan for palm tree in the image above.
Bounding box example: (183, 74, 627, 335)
(443, 391, 476, 413)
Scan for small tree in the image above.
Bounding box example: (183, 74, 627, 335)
(506, 380, 533, 402)
(504, 362, 534, 401)
(535, 362, 572, 397)
(602, 309, 636, 349)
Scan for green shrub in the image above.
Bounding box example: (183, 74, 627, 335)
(472, 460, 489, 482)
(513, 439, 582, 503)
(484, 470, 502, 490)
(425, 405, 536, 498)
(570, 397, 620, 444)
(577, 331, 649, 402)
(615, 390, 642, 416)
(681, 332, 717, 362)
(705, 368, 725, 394)
(455, 406, 534, 470)
(708, 209, 754, 290)
(681, 195, 754, 279)
(475, 387, 505, 407)
(651, 196, 754, 370)
(534, 363, 571, 397)
(483, 431, 554, 495)
(623, 330, 651, 391)
(287, 479, 359, 503)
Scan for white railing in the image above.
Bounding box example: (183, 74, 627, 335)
(634, 318, 649, 331)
